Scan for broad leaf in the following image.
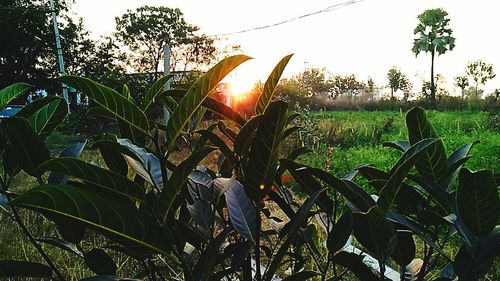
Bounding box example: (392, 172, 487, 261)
(117, 138, 163, 189)
(352, 205, 397, 262)
(36, 236, 83, 256)
(333, 251, 382, 281)
(164, 55, 250, 153)
(245, 101, 288, 198)
(48, 141, 87, 184)
(12, 184, 169, 254)
(5, 117, 50, 176)
(224, 180, 256, 242)
(457, 168, 499, 238)
(0, 83, 32, 110)
(256, 54, 293, 114)
(36, 158, 144, 202)
(327, 210, 352, 253)
(392, 230, 415, 267)
(406, 107, 448, 183)
(58, 76, 150, 139)
(84, 248, 117, 276)
(143, 75, 173, 112)
(187, 200, 214, 232)
(383, 140, 410, 152)
(233, 115, 264, 156)
(17, 96, 68, 140)
(158, 146, 215, 223)
(0, 260, 52, 278)
(378, 138, 439, 214)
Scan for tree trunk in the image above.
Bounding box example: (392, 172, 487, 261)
(430, 49, 435, 101)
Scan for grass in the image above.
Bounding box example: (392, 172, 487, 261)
(297, 110, 499, 177)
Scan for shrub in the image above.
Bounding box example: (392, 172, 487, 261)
(0, 56, 498, 281)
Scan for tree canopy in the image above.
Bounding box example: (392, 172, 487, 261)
(115, 6, 217, 77)
(466, 60, 496, 98)
(412, 8, 455, 101)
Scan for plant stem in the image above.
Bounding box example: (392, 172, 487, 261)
(254, 207, 262, 281)
(10, 205, 66, 281)
(379, 261, 386, 280)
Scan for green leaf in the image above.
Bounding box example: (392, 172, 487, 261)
(352, 205, 397, 262)
(224, 180, 256, 242)
(0, 260, 52, 278)
(256, 54, 293, 114)
(121, 84, 134, 103)
(286, 147, 312, 161)
(36, 236, 83, 256)
(58, 76, 150, 139)
(281, 271, 319, 281)
(94, 139, 128, 176)
(84, 248, 117, 276)
(17, 96, 68, 140)
(165, 55, 250, 153)
(406, 107, 448, 183)
(332, 251, 382, 281)
(158, 146, 215, 223)
(409, 175, 455, 213)
(5, 117, 50, 176)
(245, 101, 288, 198)
(12, 184, 169, 254)
(358, 166, 425, 214)
(327, 210, 352, 253)
(48, 141, 87, 184)
(36, 158, 145, 202)
(142, 75, 173, 112)
(378, 138, 439, 214)
(447, 141, 479, 173)
(457, 168, 499, 238)
(0, 83, 32, 110)
(382, 140, 410, 152)
(263, 189, 324, 281)
(233, 115, 264, 156)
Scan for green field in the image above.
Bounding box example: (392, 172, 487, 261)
(297, 110, 499, 179)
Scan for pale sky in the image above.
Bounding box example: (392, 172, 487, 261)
(73, 0, 500, 95)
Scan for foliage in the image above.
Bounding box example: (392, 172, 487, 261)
(454, 75, 469, 99)
(115, 6, 216, 76)
(387, 67, 412, 100)
(412, 8, 455, 101)
(465, 60, 496, 98)
(0, 55, 498, 281)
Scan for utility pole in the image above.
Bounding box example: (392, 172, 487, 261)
(49, 0, 69, 106)
(163, 44, 171, 123)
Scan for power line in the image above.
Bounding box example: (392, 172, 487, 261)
(211, 0, 366, 37)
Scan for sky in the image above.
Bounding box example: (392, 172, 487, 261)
(73, 0, 500, 95)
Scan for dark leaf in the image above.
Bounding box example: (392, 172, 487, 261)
(5, 117, 50, 176)
(225, 180, 256, 242)
(352, 205, 397, 262)
(333, 251, 382, 281)
(457, 168, 499, 238)
(327, 210, 352, 254)
(256, 54, 293, 114)
(0, 260, 52, 278)
(0, 83, 32, 110)
(17, 96, 68, 140)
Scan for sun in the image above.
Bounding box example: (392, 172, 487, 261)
(223, 73, 256, 100)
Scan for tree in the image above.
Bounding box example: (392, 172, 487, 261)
(387, 67, 411, 100)
(412, 8, 455, 101)
(329, 74, 364, 100)
(465, 60, 496, 98)
(115, 6, 217, 77)
(454, 75, 469, 99)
